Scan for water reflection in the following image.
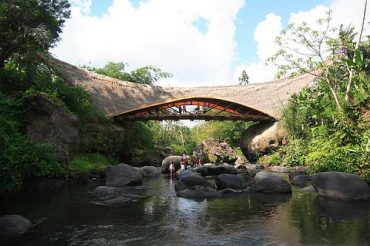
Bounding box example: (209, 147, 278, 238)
(313, 196, 370, 220)
(1, 176, 370, 245)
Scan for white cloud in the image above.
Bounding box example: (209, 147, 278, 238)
(53, 0, 244, 87)
(233, 13, 281, 83)
(69, 0, 92, 14)
(234, 0, 370, 84)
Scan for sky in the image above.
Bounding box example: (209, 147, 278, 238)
(53, 0, 370, 87)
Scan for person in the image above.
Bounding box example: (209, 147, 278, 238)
(178, 106, 182, 114)
(180, 154, 186, 170)
(182, 105, 187, 113)
(169, 161, 175, 177)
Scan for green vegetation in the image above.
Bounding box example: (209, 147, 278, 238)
(265, 11, 370, 181)
(84, 62, 172, 85)
(68, 153, 116, 173)
(192, 121, 252, 147)
(0, 0, 71, 68)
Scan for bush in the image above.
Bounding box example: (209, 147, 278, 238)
(0, 93, 62, 194)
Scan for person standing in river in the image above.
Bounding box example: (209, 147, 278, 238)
(169, 161, 175, 178)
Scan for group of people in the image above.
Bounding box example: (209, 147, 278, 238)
(168, 153, 204, 175)
(177, 105, 208, 115)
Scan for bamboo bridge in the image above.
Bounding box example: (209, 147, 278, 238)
(41, 55, 316, 122)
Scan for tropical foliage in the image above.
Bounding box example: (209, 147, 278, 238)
(266, 11, 370, 180)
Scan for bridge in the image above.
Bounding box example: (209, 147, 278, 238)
(41, 55, 316, 122)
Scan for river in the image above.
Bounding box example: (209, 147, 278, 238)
(1, 175, 370, 245)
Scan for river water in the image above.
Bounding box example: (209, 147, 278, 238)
(1, 175, 370, 245)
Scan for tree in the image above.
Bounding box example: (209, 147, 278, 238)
(86, 62, 172, 85)
(238, 70, 249, 85)
(0, 0, 71, 68)
(267, 10, 368, 112)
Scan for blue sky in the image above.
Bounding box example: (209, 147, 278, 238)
(56, 0, 368, 86)
(89, 0, 329, 64)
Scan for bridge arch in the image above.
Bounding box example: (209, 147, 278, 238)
(113, 97, 276, 122)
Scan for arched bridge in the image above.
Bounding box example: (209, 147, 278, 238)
(41, 55, 316, 122)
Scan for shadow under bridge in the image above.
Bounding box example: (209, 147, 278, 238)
(113, 97, 277, 122)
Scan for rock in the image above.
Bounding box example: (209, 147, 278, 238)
(193, 138, 238, 164)
(269, 165, 308, 174)
(193, 163, 237, 176)
(215, 174, 248, 190)
(175, 171, 219, 198)
(234, 163, 246, 169)
(253, 171, 292, 193)
(92, 186, 126, 199)
(220, 188, 241, 194)
(292, 175, 311, 187)
(105, 163, 143, 187)
(26, 93, 79, 164)
(269, 166, 290, 173)
(161, 156, 182, 173)
(178, 173, 214, 189)
(0, 215, 31, 239)
(176, 186, 220, 199)
(301, 185, 316, 193)
(178, 170, 197, 179)
(91, 186, 145, 206)
(140, 166, 160, 177)
(240, 122, 285, 162)
(132, 150, 168, 167)
(245, 163, 263, 177)
(311, 172, 370, 200)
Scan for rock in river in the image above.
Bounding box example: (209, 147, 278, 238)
(253, 171, 292, 193)
(0, 215, 31, 239)
(292, 175, 311, 187)
(215, 174, 248, 190)
(105, 163, 143, 187)
(140, 166, 160, 177)
(175, 171, 220, 198)
(193, 163, 237, 176)
(311, 172, 370, 200)
(91, 186, 145, 206)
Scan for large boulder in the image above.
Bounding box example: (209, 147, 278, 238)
(240, 122, 286, 162)
(194, 138, 238, 164)
(140, 166, 160, 177)
(132, 150, 168, 167)
(253, 171, 292, 193)
(26, 93, 79, 164)
(105, 163, 143, 187)
(0, 215, 31, 239)
(215, 174, 248, 190)
(193, 163, 237, 176)
(91, 186, 144, 206)
(311, 172, 370, 200)
(161, 156, 182, 173)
